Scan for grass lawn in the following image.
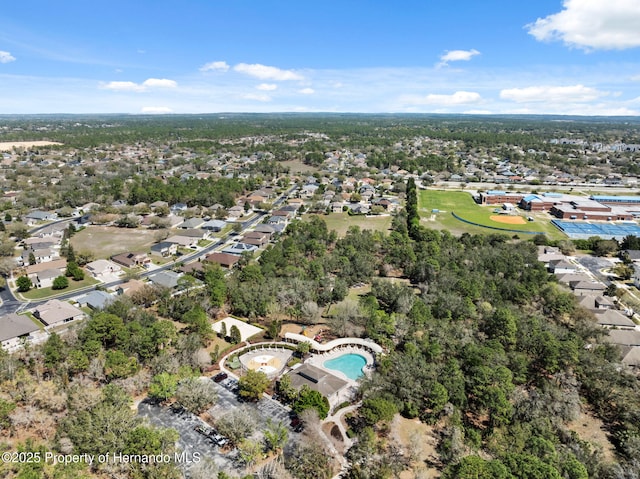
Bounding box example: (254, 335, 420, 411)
(325, 283, 371, 317)
(306, 212, 393, 237)
(20, 276, 100, 300)
(419, 189, 566, 240)
(70, 226, 160, 259)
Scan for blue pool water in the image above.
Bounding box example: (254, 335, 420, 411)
(324, 353, 367, 380)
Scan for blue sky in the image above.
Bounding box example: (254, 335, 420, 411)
(1, 0, 639, 115)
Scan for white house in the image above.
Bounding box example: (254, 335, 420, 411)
(85, 259, 122, 279)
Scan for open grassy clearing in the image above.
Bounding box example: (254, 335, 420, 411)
(419, 189, 566, 240)
(281, 158, 320, 174)
(305, 212, 393, 237)
(70, 226, 160, 259)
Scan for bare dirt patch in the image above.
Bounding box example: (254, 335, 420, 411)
(568, 409, 616, 461)
(490, 215, 527, 225)
(0, 141, 63, 151)
(390, 415, 441, 478)
(323, 422, 347, 454)
(70, 226, 160, 259)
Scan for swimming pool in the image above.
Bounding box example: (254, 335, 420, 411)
(324, 353, 367, 380)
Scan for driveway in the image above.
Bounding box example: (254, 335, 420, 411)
(575, 256, 614, 285)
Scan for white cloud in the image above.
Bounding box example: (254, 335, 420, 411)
(142, 78, 177, 88)
(101, 81, 145, 92)
(500, 84, 608, 103)
(141, 106, 173, 114)
(242, 93, 271, 102)
(234, 63, 303, 81)
(406, 91, 482, 106)
(439, 49, 480, 66)
(256, 83, 277, 91)
(100, 78, 177, 92)
(631, 74, 640, 81)
(0, 51, 16, 63)
(200, 61, 230, 72)
(527, 0, 640, 50)
(299, 88, 315, 95)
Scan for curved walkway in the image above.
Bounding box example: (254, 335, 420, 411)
(284, 333, 384, 354)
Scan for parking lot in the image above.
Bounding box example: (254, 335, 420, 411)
(137, 375, 297, 476)
(208, 376, 293, 430)
(138, 399, 238, 473)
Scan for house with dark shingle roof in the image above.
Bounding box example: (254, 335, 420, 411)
(205, 252, 241, 269)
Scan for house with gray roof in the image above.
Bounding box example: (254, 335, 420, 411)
(605, 329, 640, 347)
(149, 270, 182, 289)
(35, 269, 63, 289)
(180, 217, 205, 229)
(78, 290, 115, 310)
(222, 242, 258, 255)
(202, 219, 226, 232)
(593, 309, 637, 329)
(285, 363, 349, 403)
(150, 241, 178, 257)
(0, 313, 41, 352)
(25, 210, 58, 223)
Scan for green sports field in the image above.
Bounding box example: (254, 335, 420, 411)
(418, 189, 566, 240)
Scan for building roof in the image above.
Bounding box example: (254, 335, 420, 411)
(180, 217, 205, 229)
(593, 309, 637, 328)
(165, 235, 197, 247)
(202, 219, 226, 230)
(286, 363, 348, 398)
(25, 259, 67, 275)
(86, 259, 121, 275)
(179, 262, 205, 274)
(620, 346, 640, 368)
(571, 281, 607, 291)
(205, 252, 241, 268)
(116, 279, 147, 296)
(25, 210, 56, 220)
(111, 252, 148, 267)
(222, 243, 258, 255)
(149, 270, 182, 289)
(151, 241, 176, 252)
(34, 299, 84, 326)
(0, 313, 40, 342)
(37, 268, 62, 281)
(80, 290, 115, 310)
(605, 329, 640, 347)
(176, 228, 207, 238)
(212, 317, 262, 342)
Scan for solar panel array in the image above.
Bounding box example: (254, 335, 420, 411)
(552, 220, 640, 238)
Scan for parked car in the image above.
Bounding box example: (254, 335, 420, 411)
(170, 403, 186, 415)
(213, 372, 228, 383)
(194, 424, 210, 436)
